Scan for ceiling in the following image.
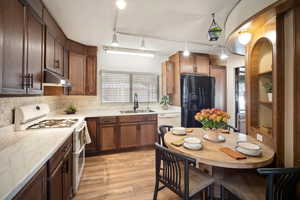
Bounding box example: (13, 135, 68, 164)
(43, 0, 240, 55)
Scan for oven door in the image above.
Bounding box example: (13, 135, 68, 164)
(73, 146, 85, 193)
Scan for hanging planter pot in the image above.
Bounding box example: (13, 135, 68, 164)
(208, 13, 223, 41)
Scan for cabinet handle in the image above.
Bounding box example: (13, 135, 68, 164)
(54, 60, 60, 68)
(30, 73, 33, 88)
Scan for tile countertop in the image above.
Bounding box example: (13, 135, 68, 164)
(0, 106, 181, 200)
(0, 126, 74, 200)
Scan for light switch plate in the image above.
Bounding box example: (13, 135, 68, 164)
(256, 133, 263, 142)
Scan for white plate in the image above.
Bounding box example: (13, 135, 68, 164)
(235, 146, 262, 157)
(184, 136, 202, 144)
(203, 134, 225, 143)
(183, 142, 202, 150)
(172, 127, 186, 135)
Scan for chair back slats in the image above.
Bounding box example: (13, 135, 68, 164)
(258, 167, 300, 200)
(155, 143, 196, 198)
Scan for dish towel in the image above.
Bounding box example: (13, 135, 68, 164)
(84, 121, 92, 144)
(219, 147, 246, 160)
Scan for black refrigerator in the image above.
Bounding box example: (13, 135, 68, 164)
(181, 74, 215, 128)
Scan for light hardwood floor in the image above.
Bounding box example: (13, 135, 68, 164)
(74, 149, 181, 200)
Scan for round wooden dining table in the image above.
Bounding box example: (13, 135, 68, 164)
(165, 128, 275, 169)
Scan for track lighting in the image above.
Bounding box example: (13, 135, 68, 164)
(111, 32, 119, 47)
(116, 0, 127, 10)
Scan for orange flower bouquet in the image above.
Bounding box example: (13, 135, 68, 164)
(194, 108, 230, 130)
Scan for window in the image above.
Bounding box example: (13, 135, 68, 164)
(101, 71, 159, 103)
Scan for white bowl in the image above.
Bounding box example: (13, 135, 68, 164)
(183, 142, 202, 150)
(236, 146, 262, 157)
(184, 136, 202, 144)
(238, 142, 261, 151)
(172, 127, 186, 135)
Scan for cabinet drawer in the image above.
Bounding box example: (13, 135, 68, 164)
(48, 135, 72, 174)
(119, 115, 144, 123)
(144, 114, 157, 121)
(99, 117, 117, 124)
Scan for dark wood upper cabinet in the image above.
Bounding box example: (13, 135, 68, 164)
(210, 65, 227, 111)
(0, 0, 26, 94)
(63, 48, 69, 79)
(23, 0, 43, 18)
(69, 52, 86, 95)
(45, 30, 55, 71)
(25, 6, 44, 94)
(85, 56, 97, 96)
(180, 54, 194, 73)
(54, 40, 64, 75)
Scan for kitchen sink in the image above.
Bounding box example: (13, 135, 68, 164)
(120, 110, 155, 114)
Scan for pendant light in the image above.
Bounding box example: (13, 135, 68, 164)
(111, 32, 119, 47)
(183, 41, 190, 57)
(208, 13, 223, 41)
(116, 0, 127, 10)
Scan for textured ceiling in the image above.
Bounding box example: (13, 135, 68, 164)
(42, 0, 250, 55)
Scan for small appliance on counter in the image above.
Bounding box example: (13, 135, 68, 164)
(14, 104, 89, 193)
(181, 74, 215, 128)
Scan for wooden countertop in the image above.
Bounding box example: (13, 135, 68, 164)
(165, 128, 275, 169)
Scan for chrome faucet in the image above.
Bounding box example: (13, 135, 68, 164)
(133, 93, 139, 112)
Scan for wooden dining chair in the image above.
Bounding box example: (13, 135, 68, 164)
(219, 167, 300, 200)
(153, 143, 214, 200)
(158, 125, 173, 147)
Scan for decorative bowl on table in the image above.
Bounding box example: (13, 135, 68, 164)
(203, 132, 226, 143)
(172, 127, 186, 135)
(236, 142, 262, 157)
(183, 137, 202, 150)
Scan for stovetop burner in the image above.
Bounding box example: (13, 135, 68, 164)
(27, 119, 79, 129)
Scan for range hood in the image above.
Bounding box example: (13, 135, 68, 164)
(44, 69, 72, 87)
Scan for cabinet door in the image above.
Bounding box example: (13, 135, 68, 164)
(180, 54, 194, 73)
(63, 48, 69, 78)
(13, 165, 47, 200)
(210, 66, 227, 110)
(48, 161, 63, 200)
(140, 122, 157, 146)
(62, 147, 73, 200)
(162, 61, 174, 95)
(0, 0, 26, 94)
(85, 56, 97, 95)
(25, 0, 43, 18)
(45, 30, 55, 71)
(26, 7, 43, 94)
(69, 52, 86, 95)
(55, 40, 64, 75)
(195, 54, 210, 75)
(86, 118, 98, 153)
(98, 125, 117, 151)
(120, 123, 138, 149)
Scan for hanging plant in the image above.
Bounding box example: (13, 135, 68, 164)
(208, 13, 223, 41)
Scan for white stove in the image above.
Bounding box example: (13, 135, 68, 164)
(14, 104, 89, 193)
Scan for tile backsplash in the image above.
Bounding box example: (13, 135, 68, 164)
(0, 96, 98, 128)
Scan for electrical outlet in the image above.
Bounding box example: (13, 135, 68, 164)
(256, 133, 263, 142)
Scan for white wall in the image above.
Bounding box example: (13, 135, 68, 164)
(226, 54, 245, 126)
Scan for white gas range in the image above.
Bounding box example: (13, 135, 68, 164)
(14, 104, 89, 193)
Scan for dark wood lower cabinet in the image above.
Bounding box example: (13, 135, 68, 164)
(48, 137, 73, 200)
(13, 165, 47, 200)
(86, 114, 157, 156)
